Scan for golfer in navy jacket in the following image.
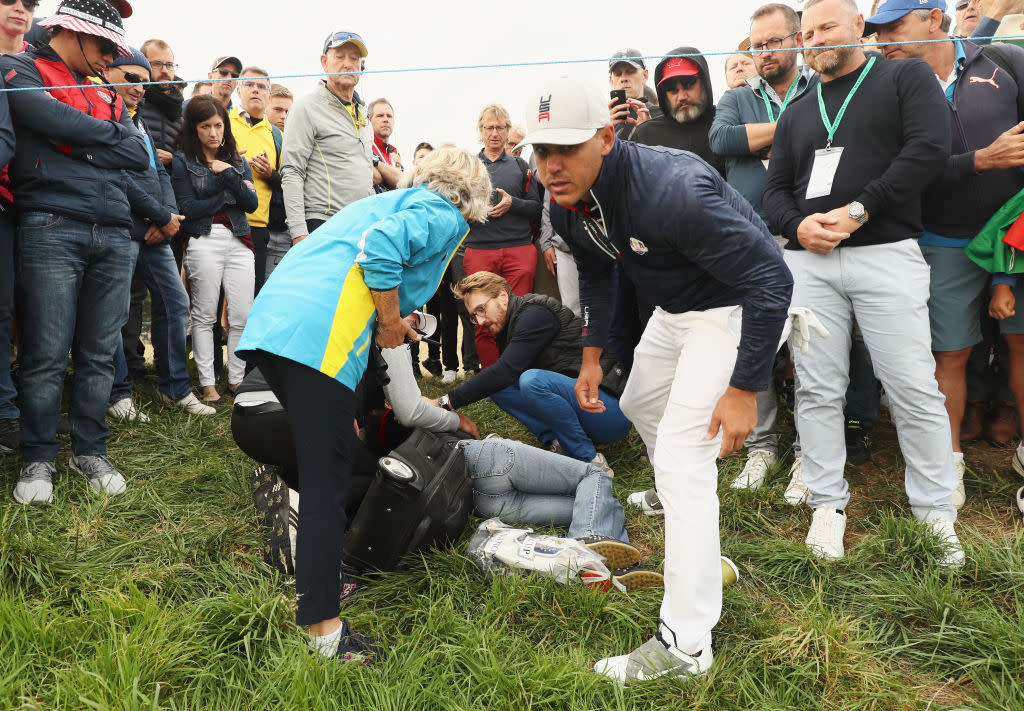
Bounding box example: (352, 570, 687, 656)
(523, 77, 793, 684)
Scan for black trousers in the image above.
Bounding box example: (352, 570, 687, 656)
(424, 262, 460, 372)
(448, 247, 479, 370)
(231, 401, 374, 520)
(249, 350, 355, 626)
(252, 226, 270, 295)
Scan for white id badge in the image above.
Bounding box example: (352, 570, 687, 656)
(805, 147, 843, 200)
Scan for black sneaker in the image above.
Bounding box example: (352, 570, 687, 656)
(845, 419, 871, 466)
(340, 564, 360, 603)
(421, 358, 443, 378)
(335, 619, 388, 664)
(576, 535, 642, 570)
(0, 417, 19, 453)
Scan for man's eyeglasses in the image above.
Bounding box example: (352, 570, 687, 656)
(469, 296, 497, 320)
(242, 80, 269, 91)
(217, 68, 240, 78)
(955, 0, 976, 9)
(149, 61, 176, 71)
(750, 30, 799, 53)
(0, 0, 40, 10)
(481, 124, 509, 134)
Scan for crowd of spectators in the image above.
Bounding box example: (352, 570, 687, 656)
(3, 0, 1024, 675)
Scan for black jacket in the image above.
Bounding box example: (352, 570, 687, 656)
(549, 140, 792, 392)
(628, 46, 725, 177)
(139, 87, 184, 154)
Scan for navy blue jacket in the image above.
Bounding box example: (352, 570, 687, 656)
(924, 40, 1024, 239)
(549, 140, 793, 392)
(125, 110, 176, 242)
(171, 152, 258, 237)
(0, 47, 149, 227)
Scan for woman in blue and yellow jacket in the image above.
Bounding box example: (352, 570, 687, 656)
(236, 146, 491, 659)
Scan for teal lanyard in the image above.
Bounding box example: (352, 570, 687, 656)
(760, 77, 799, 123)
(816, 56, 875, 148)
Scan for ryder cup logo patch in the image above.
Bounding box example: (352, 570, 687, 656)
(538, 94, 552, 122)
(629, 237, 648, 255)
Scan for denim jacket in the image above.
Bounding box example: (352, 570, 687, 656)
(171, 152, 259, 237)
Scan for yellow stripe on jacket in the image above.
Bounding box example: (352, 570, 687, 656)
(319, 264, 377, 378)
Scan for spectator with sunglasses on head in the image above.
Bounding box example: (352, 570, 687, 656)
(1, 0, 150, 504)
(0, 0, 30, 454)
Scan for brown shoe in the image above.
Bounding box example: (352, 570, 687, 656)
(987, 401, 1020, 445)
(961, 401, 988, 442)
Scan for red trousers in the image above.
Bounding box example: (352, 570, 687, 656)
(463, 244, 537, 366)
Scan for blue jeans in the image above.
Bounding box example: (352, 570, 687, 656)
(461, 437, 628, 542)
(111, 241, 142, 403)
(111, 241, 192, 402)
(17, 212, 133, 462)
(0, 210, 17, 419)
(489, 369, 632, 461)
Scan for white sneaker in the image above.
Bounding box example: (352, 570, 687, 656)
(441, 370, 457, 384)
(107, 398, 150, 423)
(1017, 486, 1024, 519)
(783, 457, 808, 506)
(13, 461, 56, 504)
(806, 506, 846, 560)
(69, 454, 127, 496)
(730, 449, 776, 489)
(626, 488, 664, 516)
(590, 452, 614, 477)
(952, 456, 966, 510)
(593, 626, 712, 685)
(926, 517, 965, 569)
(163, 391, 217, 416)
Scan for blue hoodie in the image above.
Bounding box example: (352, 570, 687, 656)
(237, 187, 469, 390)
(549, 140, 793, 392)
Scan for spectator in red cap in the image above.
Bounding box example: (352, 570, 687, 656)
(1, 0, 150, 504)
(629, 47, 726, 177)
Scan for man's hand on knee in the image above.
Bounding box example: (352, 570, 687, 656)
(706, 386, 758, 458)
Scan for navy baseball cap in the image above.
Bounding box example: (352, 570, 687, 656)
(864, 0, 947, 33)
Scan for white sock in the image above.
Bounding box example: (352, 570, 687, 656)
(1017, 442, 1024, 460)
(308, 623, 343, 658)
(953, 451, 964, 463)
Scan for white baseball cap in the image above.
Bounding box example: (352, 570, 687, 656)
(515, 77, 612, 150)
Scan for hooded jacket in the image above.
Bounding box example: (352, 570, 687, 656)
(0, 46, 150, 227)
(628, 46, 725, 177)
(548, 140, 792, 393)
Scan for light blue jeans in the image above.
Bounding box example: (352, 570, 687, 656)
(785, 240, 957, 523)
(460, 437, 628, 543)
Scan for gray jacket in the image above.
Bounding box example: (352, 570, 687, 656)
(280, 82, 374, 238)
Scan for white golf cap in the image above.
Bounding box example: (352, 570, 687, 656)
(515, 77, 611, 150)
(411, 310, 438, 338)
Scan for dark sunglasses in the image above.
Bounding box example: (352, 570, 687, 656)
(97, 38, 118, 57)
(0, 0, 40, 9)
(120, 71, 148, 85)
(217, 68, 240, 78)
(665, 75, 699, 90)
(955, 0, 971, 9)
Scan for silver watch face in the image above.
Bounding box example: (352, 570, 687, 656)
(849, 202, 865, 219)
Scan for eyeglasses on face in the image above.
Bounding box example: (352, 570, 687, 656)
(750, 30, 799, 53)
(242, 79, 269, 91)
(149, 61, 176, 71)
(0, 0, 40, 10)
(481, 124, 509, 134)
(469, 296, 497, 320)
(217, 68, 240, 78)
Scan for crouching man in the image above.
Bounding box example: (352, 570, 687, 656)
(523, 77, 793, 683)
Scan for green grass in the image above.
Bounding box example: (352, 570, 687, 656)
(1, 377, 1023, 711)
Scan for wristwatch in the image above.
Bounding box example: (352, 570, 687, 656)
(438, 394, 452, 411)
(848, 201, 869, 225)
(372, 155, 381, 167)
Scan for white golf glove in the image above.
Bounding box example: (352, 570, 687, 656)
(787, 307, 829, 354)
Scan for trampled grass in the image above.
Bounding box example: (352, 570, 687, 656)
(1, 376, 1022, 711)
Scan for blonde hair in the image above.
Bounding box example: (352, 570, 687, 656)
(477, 103, 511, 132)
(270, 84, 293, 100)
(453, 271, 511, 300)
(400, 147, 493, 224)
